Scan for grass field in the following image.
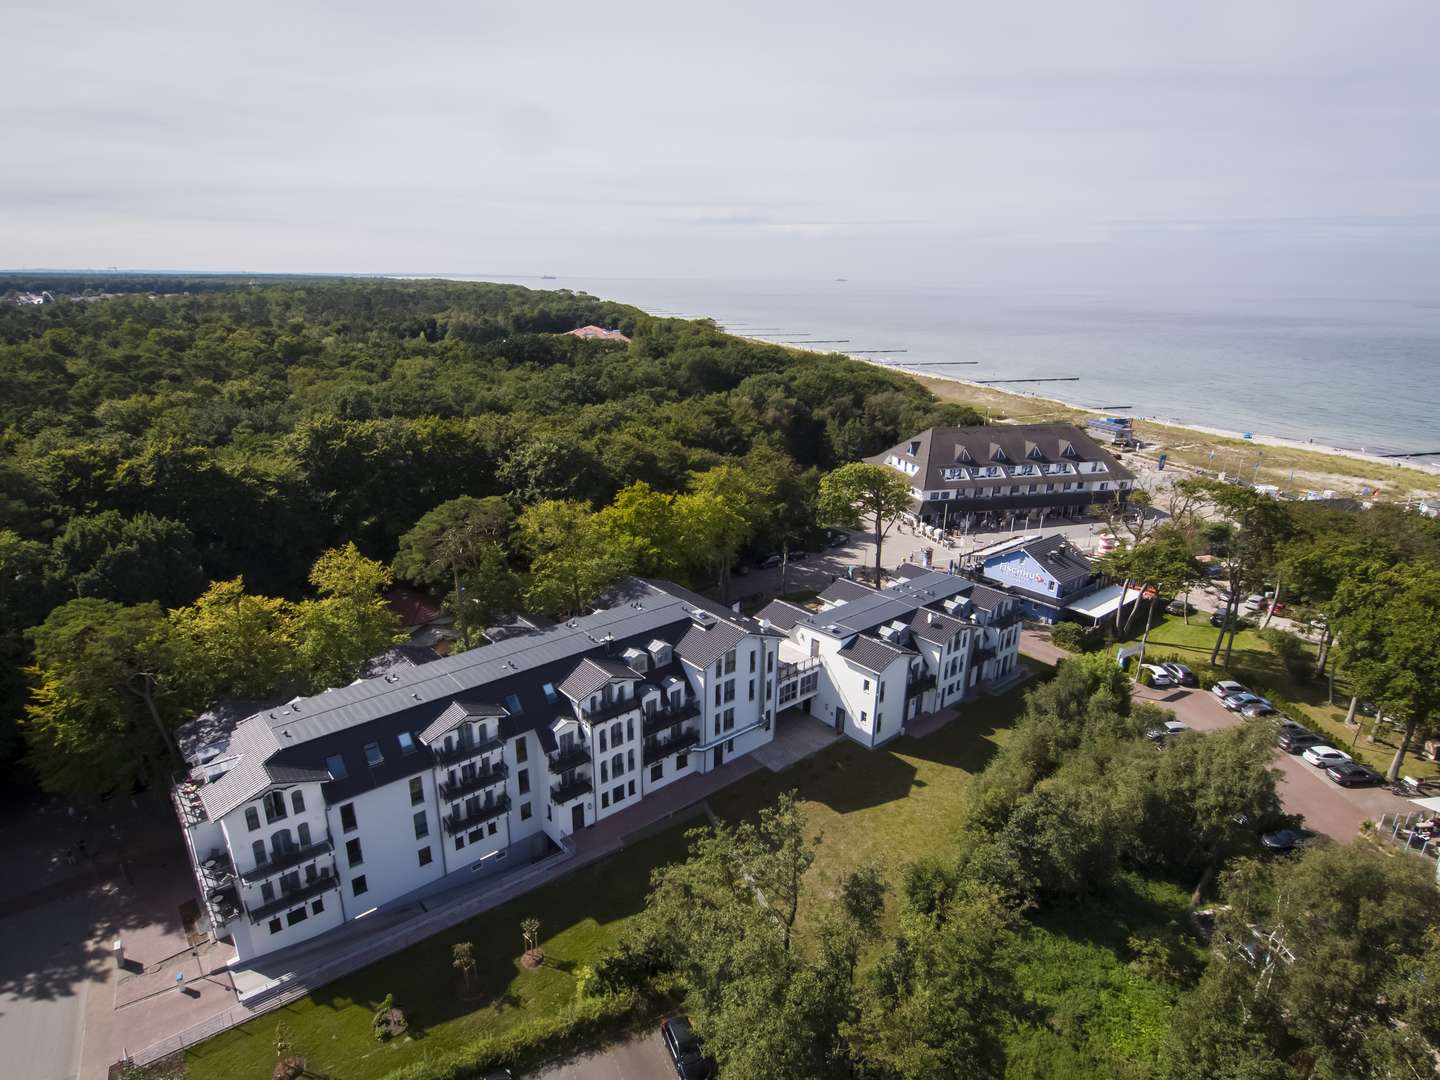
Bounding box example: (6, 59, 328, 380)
(185, 670, 1199, 1080)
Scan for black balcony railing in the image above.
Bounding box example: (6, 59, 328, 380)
(241, 839, 334, 885)
(643, 728, 700, 766)
(642, 700, 700, 737)
(547, 745, 592, 773)
(551, 777, 593, 804)
(906, 672, 937, 698)
(432, 735, 504, 766)
(439, 762, 508, 802)
(443, 794, 512, 835)
(248, 874, 339, 924)
(581, 696, 640, 725)
(204, 884, 242, 927)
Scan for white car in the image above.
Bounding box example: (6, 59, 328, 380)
(1302, 746, 1352, 769)
(1141, 664, 1174, 687)
(1212, 680, 1248, 701)
(1145, 720, 1189, 740)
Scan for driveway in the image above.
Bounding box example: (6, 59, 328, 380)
(536, 1027, 674, 1080)
(1131, 684, 1415, 838)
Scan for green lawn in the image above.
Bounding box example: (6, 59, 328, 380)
(186, 821, 697, 1080)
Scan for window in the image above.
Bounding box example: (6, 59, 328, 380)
(514, 737, 528, 763)
(418, 846, 433, 867)
(610, 722, 622, 745)
(245, 807, 260, 832)
(455, 834, 466, 851)
(363, 742, 383, 768)
(520, 802, 532, 821)
(345, 838, 363, 867)
(488, 821, 497, 836)
(612, 752, 623, 777)
(767, 651, 774, 672)
(414, 810, 428, 839)
(724, 649, 736, 675)
(878, 681, 885, 702)
(340, 803, 357, 832)
(600, 760, 609, 783)
(651, 763, 663, 782)
(748, 680, 755, 701)
(626, 717, 634, 740)
(876, 714, 883, 734)
(504, 692, 523, 715)
(723, 681, 735, 704)
(863, 678, 870, 691)
(599, 728, 607, 752)
(291, 790, 305, 814)
(325, 754, 348, 780)
(749, 651, 756, 672)
(311, 897, 324, 915)
(861, 711, 868, 725)
(517, 768, 530, 795)
(541, 682, 557, 704)
(263, 791, 287, 823)
(269, 917, 283, 934)
(287, 906, 308, 927)
(628, 779, 636, 797)
(677, 751, 688, 769)
(397, 732, 416, 755)
(723, 708, 735, 732)
(352, 875, 368, 897)
(725, 740, 734, 753)
(602, 791, 610, 809)
(252, 839, 267, 866)
(409, 776, 424, 805)
(626, 749, 635, 771)
(468, 828, 482, 844)
(612, 784, 625, 804)
(714, 682, 721, 706)
(261, 881, 275, 902)
(297, 822, 311, 846)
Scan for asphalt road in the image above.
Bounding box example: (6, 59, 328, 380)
(535, 1027, 675, 1080)
(0, 891, 97, 1080)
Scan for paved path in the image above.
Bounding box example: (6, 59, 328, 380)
(535, 1028, 675, 1080)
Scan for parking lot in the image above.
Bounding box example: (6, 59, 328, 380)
(1131, 682, 1416, 839)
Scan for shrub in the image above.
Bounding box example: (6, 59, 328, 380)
(272, 1057, 306, 1080)
(573, 964, 600, 1002)
(372, 993, 408, 1041)
(1136, 666, 1155, 687)
(1259, 627, 1314, 680)
(1049, 622, 1086, 652)
(592, 934, 668, 995)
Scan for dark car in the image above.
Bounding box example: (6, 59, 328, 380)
(662, 1016, 716, 1080)
(1260, 827, 1319, 854)
(483, 1071, 514, 1080)
(1327, 762, 1383, 787)
(1165, 599, 1192, 616)
(1277, 726, 1321, 752)
(826, 529, 850, 548)
(1162, 662, 1198, 687)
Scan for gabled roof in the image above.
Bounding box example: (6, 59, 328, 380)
(889, 563, 930, 582)
(420, 697, 509, 744)
(867, 423, 1135, 489)
(838, 635, 912, 673)
(966, 584, 1012, 612)
(557, 656, 642, 701)
(908, 608, 968, 644)
(1014, 535, 1093, 587)
(676, 618, 747, 668)
(818, 578, 878, 604)
(756, 599, 812, 632)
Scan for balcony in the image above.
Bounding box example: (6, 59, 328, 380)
(204, 884, 242, 927)
(906, 672, 937, 698)
(171, 780, 209, 828)
(439, 762, 508, 802)
(240, 840, 334, 885)
(248, 874, 340, 924)
(580, 695, 642, 725)
(778, 657, 821, 683)
(643, 728, 700, 766)
(642, 700, 700, 737)
(551, 777, 593, 804)
(547, 745, 592, 774)
(443, 794, 512, 835)
(432, 734, 504, 767)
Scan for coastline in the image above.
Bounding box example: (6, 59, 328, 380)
(733, 334, 1440, 501)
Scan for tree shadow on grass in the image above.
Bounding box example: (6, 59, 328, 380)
(1027, 873, 1191, 958)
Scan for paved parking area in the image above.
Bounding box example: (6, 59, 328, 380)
(536, 1028, 674, 1080)
(749, 712, 841, 772)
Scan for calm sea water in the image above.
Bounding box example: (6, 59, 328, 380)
(463, 275, 1440, 456)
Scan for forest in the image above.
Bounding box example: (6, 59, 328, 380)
(0, 275, 979, 795)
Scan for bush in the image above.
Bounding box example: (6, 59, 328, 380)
(372, 993, 408, 1041)
(573, 964, 600, 1002)
(1049, 622, 1087, 652)
(592, 934, 669, 995)
(272, 1057, 306, 1080)
(1136, 666, 1155, 687)
(1258, 627, 1314, 680)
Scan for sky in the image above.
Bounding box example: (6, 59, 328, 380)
(4, 0, 1439, 295)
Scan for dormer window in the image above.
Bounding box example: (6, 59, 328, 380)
(1060, 440, 1079, 459)
(908, 440, 921, 456)
(989, 443, 1007, 463)
(954, 444, 974, 464)
(363, 742, 383, 768)
(541, 682, 558, 704)
(1026, 441, 1044, 460)
(397, 732, 416, 755)
(504, 693, 523, 715)
(648, 639, 672, 667)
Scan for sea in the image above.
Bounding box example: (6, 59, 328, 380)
(458, 275, 1440, 459)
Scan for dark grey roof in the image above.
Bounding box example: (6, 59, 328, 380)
(419, 698, 508, 744)
(867, 423, 1134, 489)
(557, 657, 641, 701)
(756, 599, 811, 632)
(676, 619, 747, 668)
(966, 584, 1012, 612)
(818, 579, 877, 605)
(890, 563, 930, 581)
(837, 635, 911, 673)
(908, 608, 968, 643)
(1014, 535, 1093, 587)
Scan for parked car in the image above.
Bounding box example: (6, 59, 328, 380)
(826, 529, 850, 548)
(1223, 692, 1268, 713)
(1268, 601, 1287, 615)
(1145, 720, 1190, 741)
(1302, 745, 1352, 769)
(1278, 728, 1324, 753)
(1261, 827, 1319, 854)
(661, 1016, 716, 1080)
(1162, 662, 1198, 687)
(1165, 599, 1192, 616)
(1212, 680, 1249, 701)
(1210, 611, 1249, 629)
(1327, 762, 1383, 787)
(760, 553, 782, 568)
(483, 1071, 515, 1080)
(1241, 701, 1278, 718)
(1244, 594, 1267, 610)
(1140, 663, 1174, 688)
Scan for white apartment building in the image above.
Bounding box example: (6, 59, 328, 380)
(759, 568, 1024, 749)
(171, 578, 780, 963)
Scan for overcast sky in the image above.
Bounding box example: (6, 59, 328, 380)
(4, 1, 1438, 295)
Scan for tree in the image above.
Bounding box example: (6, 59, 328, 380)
(1332, 561, 1440, 781)
(1191, 484, 1292, 667)
(48, 510, 205, 608)
(451, 941, 476, 990)
(169, 578, 298, 702)
(849, 881, 1021, 1079)
(23, 599, 184, 801)
(293, 544, 403, 691)
(591, 482, 684, 578)
(673, 489, 748, 601)
(817, 463, 913, 587)
(1101, 527, 1204, 666)
(392, 496, 518, 648)
(516, 500, 633, 617)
